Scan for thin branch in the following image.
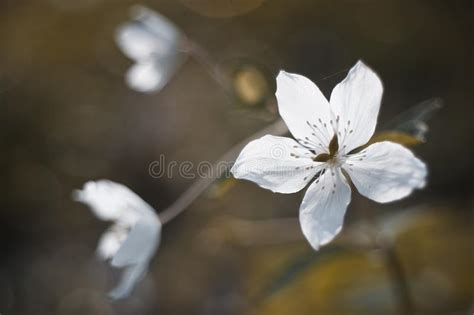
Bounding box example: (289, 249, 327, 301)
(159, 119, 288, 224)
(183, 38, 231, 92)
(382, 245, 415, 315)
(356, 205, 415, 315)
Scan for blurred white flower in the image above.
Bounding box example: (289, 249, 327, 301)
(231, 61, 427, 250)
(73, 180, 161, 299)
(115, 5, 187, 93)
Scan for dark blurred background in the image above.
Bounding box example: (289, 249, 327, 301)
(0, 0, 472, 314)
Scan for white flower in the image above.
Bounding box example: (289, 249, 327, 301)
(73, 180, 161, 299)
(115, 5, 186, 93)
(231, 61, 427, 250)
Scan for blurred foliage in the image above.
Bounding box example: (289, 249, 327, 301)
(242, 205, 473, 315)
(368, 131, 424, 147)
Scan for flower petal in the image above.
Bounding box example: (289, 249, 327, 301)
(276, 71, 334, 152)
(116, 23, 163, 61)
(96, 225, 128, 261)
(231, 135, 324, 193)
(115, 6, 180, 61)
(73, 180, 135, 221)
(344, 141, 427, 203)
(111, 218, 161, 268)
(73, 180, 161, 299)
(299, 168, 351, 250)
(129, 5, 181, 46)
(126, 61, 172, 93)
(329, 61, 383, 154)
(109, 216, 161, 300)
(108, 260, 148, 300)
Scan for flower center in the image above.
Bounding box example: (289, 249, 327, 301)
(313, 135, 340, 164)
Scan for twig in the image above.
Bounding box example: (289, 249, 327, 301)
(159, 119, 288, 223)
(182, 38, 231, 92)
(381, 244, 415, 315)
(357, 206, 415, 315)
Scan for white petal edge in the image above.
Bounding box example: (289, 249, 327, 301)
(96, 225, 128, 261)
(111, 218, 161, 268)
(299, 168, 351, 250)
(231, 135, 324, 194)
(116, 22, 164, 61)
(126, 62, 169, 93)
(115, 6, 180, 61)
(73, 180, 139, 222)
(276, 71, 334, 152)
(108, 218, 161, 300)
(343, 141, 427, 203)
(129, 5, 181, 48)
(108, 260, 148, 300)
(329, 60, 383, 154)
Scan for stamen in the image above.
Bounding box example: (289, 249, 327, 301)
(306, 121, 329, 145)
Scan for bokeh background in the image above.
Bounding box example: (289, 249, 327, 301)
(0, 0, 472, 314)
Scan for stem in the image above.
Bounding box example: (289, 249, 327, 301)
(357, 206, 415, 315)
(182, 38, 231, 92)
(382, 244, 415, 315)
(158, 119, 288, 224)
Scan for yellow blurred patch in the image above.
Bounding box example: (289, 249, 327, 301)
(368, 131, 423, 148)
(243, 206, 473, 315)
